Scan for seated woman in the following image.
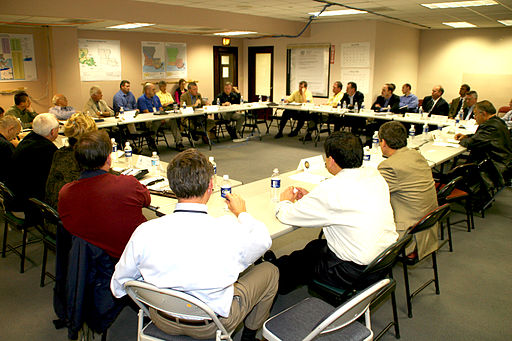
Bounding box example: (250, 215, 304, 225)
(45, 113, 97, 208)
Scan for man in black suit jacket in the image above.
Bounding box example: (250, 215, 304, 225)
(334, 82, 365, 132)
(371, 83, 400, 113)
(0, 116, 22, 183)
(448, 83, 470, 118)
(455, 100, 512, 179)
(7, 113, 59, 215)
(421, 85, 449, 116)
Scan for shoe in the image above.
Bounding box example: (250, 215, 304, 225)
(191, 132, 199, 141)
(300, 133, 312, 142)
(176, 143, 185, 152)
(263, 250, 277, 264)
(288, 130, 298, 137)
(274, 132, 283, 139)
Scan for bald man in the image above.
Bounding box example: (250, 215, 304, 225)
(421, 85, 449, 116)
(49, 94, 76, 120)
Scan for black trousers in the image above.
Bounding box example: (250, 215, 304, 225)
(275, 239, 368, 294)
(278, 110, 311, 133)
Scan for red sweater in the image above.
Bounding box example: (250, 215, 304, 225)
(58, 172, 151, 259)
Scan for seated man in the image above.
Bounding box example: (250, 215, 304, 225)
(339, 81, 365, 133)
(83, 86, 114, 118)
(421, 85, 449, 116)
(377, 121, 439, 259)
(156, 80, 174, 110)
(268, 132, 397, 293)
(111, 149, 277, 341)
(0, 115, 22, 183)
(455, 100, 512, 180)
(181, 82, 215, 142)
(372, 83, 400, 113)
(7, 113, 59, 216)
(399, 83, 419, 113)
(113, 80, 137, 113)
(326, 81, 344, 133)
(49, 94, 76, 120)
(5, 91, 38, 128)
(274, 80, 314, 139)
(138, 82, 184, 152)
(215, 82, 244, 139)
(462, 90, 478, 121)
(58, 130, 151, 259)
(500, 97, 512, 128)
(448, 84, 470, 118)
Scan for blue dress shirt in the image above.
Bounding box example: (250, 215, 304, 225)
(113, 90, 137, 112)
(399, 94, 419, 111)
(137, 94, 162, 112)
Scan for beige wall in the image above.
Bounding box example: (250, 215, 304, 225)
(418, 27, 512, 108)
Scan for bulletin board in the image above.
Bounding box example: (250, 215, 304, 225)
(286, 44, 330, 98)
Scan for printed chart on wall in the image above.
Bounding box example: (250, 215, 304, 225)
(142, 41, 187, 80)
(78, 39, 121, 81)
(0, 34, 37, 82)
(341, 42, 371, 95)
(287, 44, 330, 98)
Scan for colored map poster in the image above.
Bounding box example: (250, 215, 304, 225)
(165, 42, 187, 79)
(0, 33, 37, 82)
(79, 39, 121, 81)
(142, 41, 166, 80)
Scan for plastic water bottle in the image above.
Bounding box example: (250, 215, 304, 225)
(270, 168, 281, 203)
(119, 106, 124, 119)
(209, 156, 217, 189)
(182, 102, 186, 110)
(342, 101, 347, 109)
(337, 102, 342, 112)
(363, 146, 371, 161)
(355, 102, 360, 113)
(221, 175, 231, 211)
(372, 131, 379, 151)
(240, 95, 244, 104)
(422, 123, 429, 141)
(111, 138, 118, 162)
(216, 97, 220, 106)
(153, 106, 157, 113)
(408, 125, 416, 143)
(124, 142, 133, 167)
(151, 151, 160, 176)
(280, 98, 285, 105)
(259, 95, 262, 103)
(386, 105, 391, 112)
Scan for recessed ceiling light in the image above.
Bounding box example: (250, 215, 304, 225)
(308, 9, 367, 17)
(443, 21, 477, 28)
(498, 19, 512, 26)
(106, 23, 154, 29)
(422, 0, 497, 9)
(213, 31, 257, 36)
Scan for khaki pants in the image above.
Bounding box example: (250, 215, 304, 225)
(150, 262, 279, 339)
(221, 111, 244, 133)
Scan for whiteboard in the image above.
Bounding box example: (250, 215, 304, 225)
(287, 44, 330, 98)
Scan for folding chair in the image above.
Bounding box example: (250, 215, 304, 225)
(125, 280, 232, 341)
(264, 279, 391, 341)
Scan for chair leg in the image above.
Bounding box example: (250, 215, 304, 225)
(440, 222, 444, 240)
(390, 291, 400, 339)
(468, 200, 475, 230)
(402, 261, 413, 318)
(40, 243, 48, 287)
(2, 221, 7, 258)
(20, 226, 27, 273)
(432, 252, 440, 295)
(446, 217, 453, 252)
(465, 201, 471, 232)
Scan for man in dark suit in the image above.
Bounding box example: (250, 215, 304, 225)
(462, 91, 478, 120)
(421, 85, 449, 116)
(335, 81, 365, 132)
(371, 83, 400, 113)
(7, 113, 59, 215)
(455, 100, 512, 180)
(448, 84, 470, 118)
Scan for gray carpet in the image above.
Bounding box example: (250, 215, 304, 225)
(1, 126, 511, 340)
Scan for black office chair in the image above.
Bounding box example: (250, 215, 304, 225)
(29, 198, 61, 287)
(436, 176, 464, 252)
(0, 182, 40, 273)
(398, 203, 452, 318)
(309, 234, 413, 340)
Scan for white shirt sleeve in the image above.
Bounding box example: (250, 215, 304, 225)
(110, 237, 143, 298)
(236, 212, 272, 268)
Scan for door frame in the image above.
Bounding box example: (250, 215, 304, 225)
(213, 46, 238, 97)
(248, 46, 274, 102)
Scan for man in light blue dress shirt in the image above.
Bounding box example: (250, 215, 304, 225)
(113, 80, 137, 113)
(399, 83, 418, 113)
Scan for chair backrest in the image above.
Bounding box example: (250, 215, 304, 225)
(0, 181, 15, 206)
(407, 204, 451, 235)
(360, 234, 413, 279)
(478, 158, 505, 193)
(437, 176, 463, 204)
(124, 280, 232, 340)
(304, 279, 390, 341)
(29, 197, 61, 238)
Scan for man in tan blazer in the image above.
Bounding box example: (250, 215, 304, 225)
(377, 121, 439, 259)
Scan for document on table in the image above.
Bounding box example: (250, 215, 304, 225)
(289, 172, 328, 185)
(432, 141, 460, 148)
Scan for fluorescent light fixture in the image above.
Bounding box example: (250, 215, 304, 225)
(106, 23, 154, 29)
(422, 0, 497, 9)
(443, 21, 477, 28)
(308, 9, 367, 17)
(498, 19, 512, 26)
(213, 31, 257, 36)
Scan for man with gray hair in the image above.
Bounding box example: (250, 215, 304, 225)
(83, 86, 114, 117)
(0, 115, 22, 183)
(49, 94, 76, 120)
(7, 113, 59, 214)
(462, 90, 478, 120)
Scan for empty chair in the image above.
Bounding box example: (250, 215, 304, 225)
(124, 280, 233, 341)
(398, 204, 452, 318)
(264, 279, 391, 341)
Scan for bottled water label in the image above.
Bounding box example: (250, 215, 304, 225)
(112, 145, 117, 153)
(221, 187, 231, 198)
(271, 179, 281, 189)
(125, 150, 132, 157)
(363, 153, 371, 161)
(213, 166, 217, 175)
(151, 159, 159, 166)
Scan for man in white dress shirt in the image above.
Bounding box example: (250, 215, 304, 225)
(111, 149, 277, 341)
(270, 131, 397, 294)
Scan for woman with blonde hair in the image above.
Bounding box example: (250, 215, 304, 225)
(45, 113, 97, 208)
